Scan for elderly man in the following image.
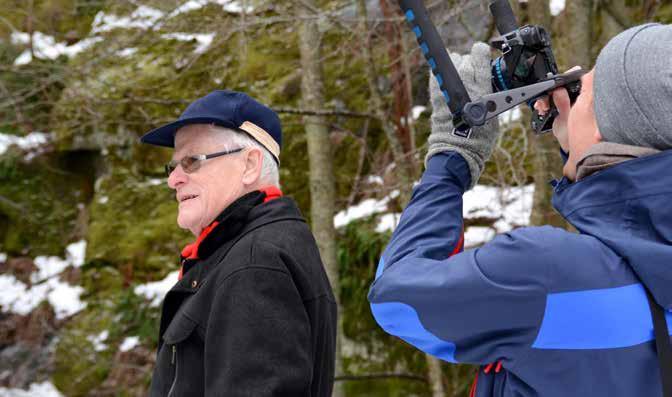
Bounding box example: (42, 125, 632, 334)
(369, 24, 672, 396)
(140, 90, 337, 396)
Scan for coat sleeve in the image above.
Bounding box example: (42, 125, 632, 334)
(204, 266, 312, 397)
(368, 152, 549, 365)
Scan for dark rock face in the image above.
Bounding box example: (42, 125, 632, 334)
(1, 257, 37, 285)
(0, 305, 58, 389)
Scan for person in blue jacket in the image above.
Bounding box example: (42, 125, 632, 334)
(368, 23, 672, 396)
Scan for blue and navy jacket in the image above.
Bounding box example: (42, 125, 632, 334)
(368, 151, 672, 396)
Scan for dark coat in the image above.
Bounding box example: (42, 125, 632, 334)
(149, 190, 337, 397)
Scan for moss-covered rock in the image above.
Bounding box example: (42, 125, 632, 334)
(86, 162, 190, 281)
(0, 148, 93, 256)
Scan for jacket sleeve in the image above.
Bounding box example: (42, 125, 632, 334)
(204, 266, 312, 396)
(368, 152, 549, 365)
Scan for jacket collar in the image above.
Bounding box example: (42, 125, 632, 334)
(552, 150, 672, 309)
(179, 186, 285, 278)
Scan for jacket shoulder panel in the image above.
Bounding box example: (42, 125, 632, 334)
(477, 225, 637, 293)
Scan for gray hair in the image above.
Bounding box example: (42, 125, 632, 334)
(207, 125, 280, 187)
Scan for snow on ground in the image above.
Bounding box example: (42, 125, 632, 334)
(134, 270, 180, 307)
(92, 1, 250, 34)
(375, 213, 401, 233)
(87, 330, 109, 352)
(117, 47, 138, 57)
(119, 336, 140, 352)
(365, 175, 384, 185)
(162, 33, 215, 54)
(463, 184, 534, 233)
(11, 1, 251, 65)
(0, 132, 50, 156)
(91, 6, 164, 33)
(0, 382, 64, 397)
(0, 241, 87, 319)
(168, 0, 252, 16)
(464, 226, 497, 248)
(11, 32, 101, 65)
(65, 240, 86, 267)
(550, 0, 566, 16)
(337, 184, 533, 247)
(333, 191, 399, 229)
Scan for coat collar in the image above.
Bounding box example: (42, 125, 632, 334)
(178, 186, 301, 279)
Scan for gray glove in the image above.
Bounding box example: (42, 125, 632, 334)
(426, 42, 500, 189)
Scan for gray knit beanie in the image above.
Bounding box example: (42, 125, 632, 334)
(594, 23, 672, 150)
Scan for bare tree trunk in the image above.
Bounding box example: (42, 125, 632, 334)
(522, 0, 567, 227)
(357, 0, 445, 397)
(566, 0, 594, 68)
(379, 0, 416, 159)
(296, 2, 344, 396)
(356, 0, 414, 204)
(426, 354, 446, 397)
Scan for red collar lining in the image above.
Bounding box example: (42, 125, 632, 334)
(178, 187, 283, 279)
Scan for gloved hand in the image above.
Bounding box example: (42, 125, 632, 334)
(426, 42, 500, 189)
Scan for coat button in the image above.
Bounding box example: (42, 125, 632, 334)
(191, 280, 198, 288)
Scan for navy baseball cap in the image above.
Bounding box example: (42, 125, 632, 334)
(140, 90, 282, 162)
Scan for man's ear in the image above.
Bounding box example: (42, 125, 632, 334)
(241, 147, 263, 186)
(594, 128, 602, 143)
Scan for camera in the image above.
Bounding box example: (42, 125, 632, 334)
(489, 0, 582, 132)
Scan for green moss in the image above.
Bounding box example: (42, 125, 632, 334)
(0, 150, 88, 256)
(53, 309, 115, 397)
(86, 164, 190, 281)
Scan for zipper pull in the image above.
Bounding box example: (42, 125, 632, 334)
(171, 345, 176, 365)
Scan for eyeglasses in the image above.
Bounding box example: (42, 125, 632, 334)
(165, 148, 243, 177)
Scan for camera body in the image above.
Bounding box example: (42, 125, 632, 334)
(490, 25, 558, 92)
(486, 1, 582, 133)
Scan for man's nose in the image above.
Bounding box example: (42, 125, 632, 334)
(167, 164, 188, 189)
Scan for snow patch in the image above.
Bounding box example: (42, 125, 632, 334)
(0, 132, 50, 156)
(365, 175, 384, 185)
(550, 0, 566, 16)
(32, 256, 71, 283)
(119, 336, 140, 352)
(0, 242, 87, 319)
(11, 32, 101, 65)
(91, 6, 164, 33)
(368, 184, 533, 237)
(169, 0, 253, 16)
(117, 47, 138, 57)
(162, 33, 215, 54)
(65, 240, 86, 267)
(334, 190, 399, 229)
(411, 106, 426, 120)
(463, 184, 534, 232)
(0, 253, 6, 263)
(375, 213, 401, 233)
(464, 226, 496, 248)
(87, 330, 109, 352)
(91, 1, 250, 36)
(134, 270, 179, 307)
(0, 275, 86, 319)
(0, 382, 64, 397)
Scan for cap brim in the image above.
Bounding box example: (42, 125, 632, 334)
(140, 117, 239, 147)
